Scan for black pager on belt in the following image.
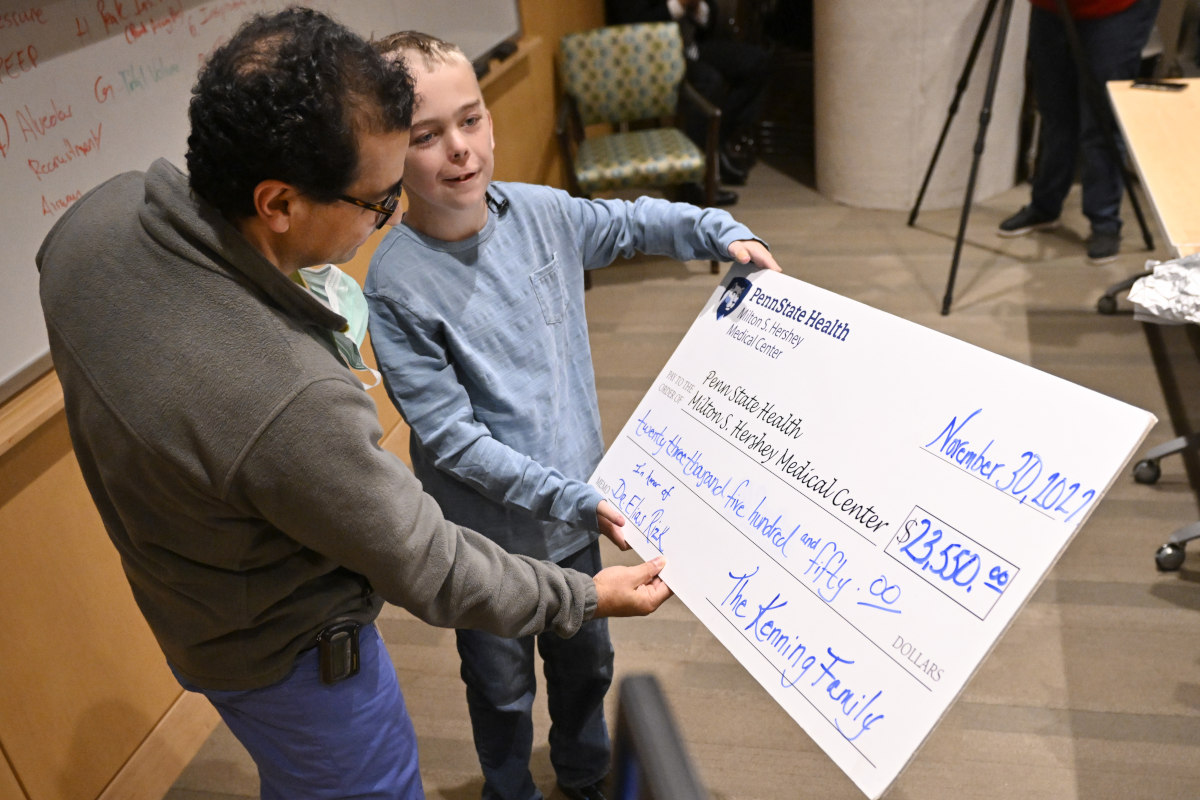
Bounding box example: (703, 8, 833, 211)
(316, 620, 361, 684)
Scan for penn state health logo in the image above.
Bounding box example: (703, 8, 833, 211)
(716, 276, 751, 320)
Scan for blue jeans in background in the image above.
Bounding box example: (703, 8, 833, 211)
(456, 539, 614, 800)
(1027, 0, 1161, 234)
(172, 623, 423, 799)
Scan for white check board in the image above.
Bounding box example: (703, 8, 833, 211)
(590, 266, 1155, 799)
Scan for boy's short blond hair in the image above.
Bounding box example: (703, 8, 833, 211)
(373, 30, 471, 73)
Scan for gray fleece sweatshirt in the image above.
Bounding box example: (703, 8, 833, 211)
(36, 159, 596, 691)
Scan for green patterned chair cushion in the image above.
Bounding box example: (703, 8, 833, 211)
(574, 128, 705, 193)
(560, 22, 686, 126)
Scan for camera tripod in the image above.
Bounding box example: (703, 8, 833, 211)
(908, 0, 1154, 315)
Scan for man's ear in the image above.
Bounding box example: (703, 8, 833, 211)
(252, 180, 299, 234)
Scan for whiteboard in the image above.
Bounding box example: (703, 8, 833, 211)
(0, 0, 520, 405)
(590, 265, 1155, 798)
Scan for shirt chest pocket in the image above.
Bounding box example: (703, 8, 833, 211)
(529, 258, 565, 326)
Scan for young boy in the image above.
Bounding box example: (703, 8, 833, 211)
(365, 32, 779, 800)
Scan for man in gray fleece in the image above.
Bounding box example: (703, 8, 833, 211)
(35, 8, 669, 799)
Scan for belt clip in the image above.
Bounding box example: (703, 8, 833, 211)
(316, 620, 361, 685)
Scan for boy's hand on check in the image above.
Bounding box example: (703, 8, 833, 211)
(729, 239, 781, 272)
(593, 557, 672, 617)
(596, 499, 629, 551)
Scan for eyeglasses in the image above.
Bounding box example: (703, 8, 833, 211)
(338, 179, 402, 230)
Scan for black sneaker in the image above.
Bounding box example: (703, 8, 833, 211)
(1086, 231, 1120, 264)
(558, 779, 608, 800)
(997, 205, 1059, 237)
(719, 150, 749, 186)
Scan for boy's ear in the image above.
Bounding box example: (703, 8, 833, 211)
(488, 108, 496, 152)
(252, 180, 298, 234)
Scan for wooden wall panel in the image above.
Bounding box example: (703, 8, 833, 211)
(0, 756, 25, 800)
(0, 414, 182, 800)
(490, 0, 605, 188)
(96, 692, 218, 800)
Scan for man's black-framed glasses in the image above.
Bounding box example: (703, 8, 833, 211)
(339, 180, 402, 230)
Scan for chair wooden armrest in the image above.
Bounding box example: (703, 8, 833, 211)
(555, 93, 585, 197)
(680, 79, 721, 121)
(680, 80, 722, 205)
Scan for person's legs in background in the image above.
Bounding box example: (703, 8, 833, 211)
(1001, 0, 1162, 263)
(681, 36, 770, 190)
(695, 37, 771, 179)
(679, 57, 740, 205)
(1075, 0, 1161, 261)
(1000, 5, 1078, 237)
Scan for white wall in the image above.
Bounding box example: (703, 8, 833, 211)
(813, 0, 1031, 210)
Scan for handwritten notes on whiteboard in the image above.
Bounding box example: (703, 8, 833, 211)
(0, 0, 521, 403)
(590, 266, 1155, 799)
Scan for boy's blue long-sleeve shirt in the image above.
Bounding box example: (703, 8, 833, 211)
(364, 182, 756, 562)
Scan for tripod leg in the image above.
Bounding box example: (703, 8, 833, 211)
(942, 0, 1016, 315)
(909, 0, 1002, 226)
(1052, 0, 1154, 251)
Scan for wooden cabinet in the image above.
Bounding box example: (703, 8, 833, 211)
(0, 758, 24, 800)
(0, 390, 218, 800)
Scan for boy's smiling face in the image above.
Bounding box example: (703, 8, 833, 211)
(400, 56, 495, 241)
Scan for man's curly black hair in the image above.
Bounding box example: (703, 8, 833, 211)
(186, 7, 414, 220)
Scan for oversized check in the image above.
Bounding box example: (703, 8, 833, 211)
(590, 265, 1156, 798)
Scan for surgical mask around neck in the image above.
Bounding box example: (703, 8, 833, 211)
(296, 264, 381, 390)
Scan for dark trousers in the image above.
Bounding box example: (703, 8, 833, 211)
(456, 539, 614, 800)
(1027, 0, 1161, 234)
(686, 37, 770, 148)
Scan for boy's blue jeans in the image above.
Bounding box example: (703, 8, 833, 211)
(1027, 0, 1161, 234)
(456, 539, 614, 800)
(171, 624, 423, 799)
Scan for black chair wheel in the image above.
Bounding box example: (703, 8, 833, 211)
(1156, 543, 1186, 572)
(1096, 294, 1118, 315)
(1133, 459, 1161, 485)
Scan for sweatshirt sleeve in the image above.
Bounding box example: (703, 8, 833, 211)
(365, 288, 605, 532)
(562, 191, 762, 270)
(232, 375, 597, 638)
